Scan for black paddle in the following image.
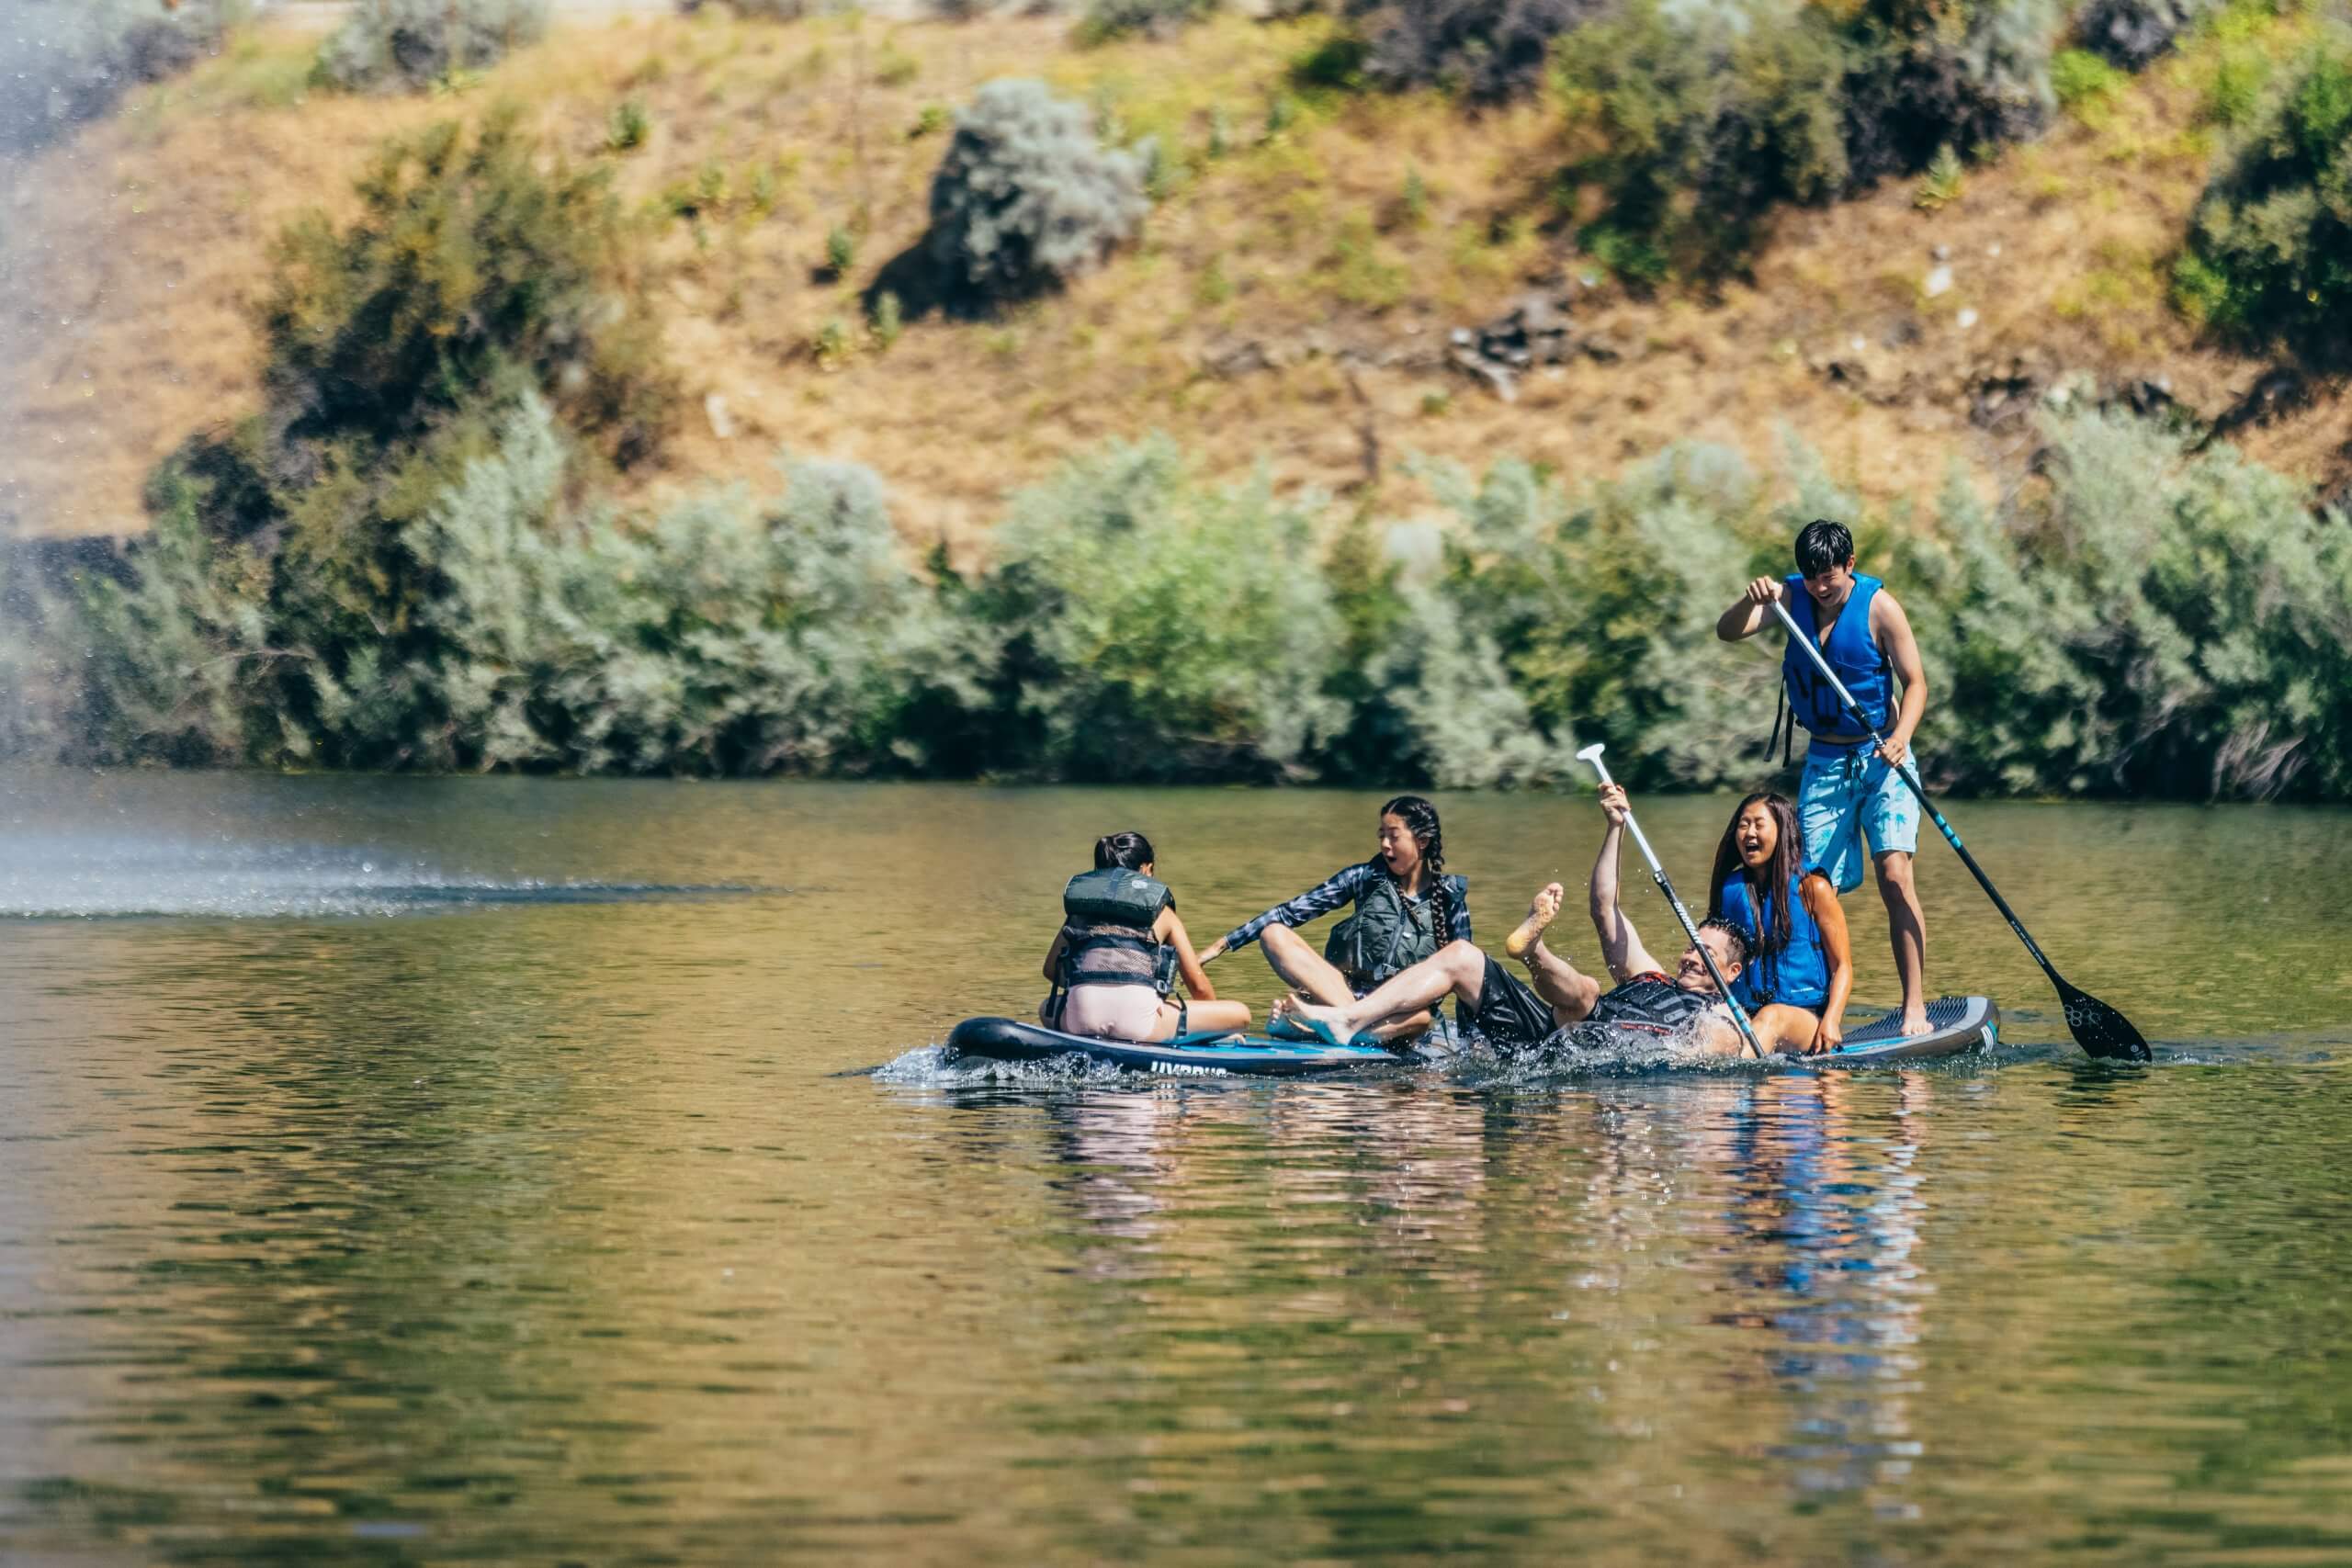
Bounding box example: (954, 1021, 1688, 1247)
(1767, 596, 2150, 1061)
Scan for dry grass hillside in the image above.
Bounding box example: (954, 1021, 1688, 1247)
(2, 4, 2346, 551)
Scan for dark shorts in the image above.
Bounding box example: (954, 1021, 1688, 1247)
(1468, 955, 1559, 1051)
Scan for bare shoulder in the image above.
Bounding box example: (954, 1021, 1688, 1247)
(1871, 585, 1914, 629)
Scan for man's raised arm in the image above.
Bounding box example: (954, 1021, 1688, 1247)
(1716, 575, 1783, 643)
(1589, 784, 1663, 984)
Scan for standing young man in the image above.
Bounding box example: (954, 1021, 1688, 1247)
(1716, 519, 1932, 1035)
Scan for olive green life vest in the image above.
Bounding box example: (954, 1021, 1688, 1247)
(1057, 867, 1179, 995)
(1324, 872, 1462, 986)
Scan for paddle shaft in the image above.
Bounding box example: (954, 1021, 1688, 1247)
(1767, 596, 2069, 983)
(1581, 752, 1767, 1060)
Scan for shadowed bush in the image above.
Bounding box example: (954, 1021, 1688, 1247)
(2175, 35, 2352, 362)
(2075, 0, 2211, 69)
(1555, 0, 1851, 281)
(924, 80, 1150, 308)
(1347, 0, 1603, 102)
(316, 0, 548, 94)
(1839, 0, 2065, 187)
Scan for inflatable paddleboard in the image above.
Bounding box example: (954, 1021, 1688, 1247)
(944, 1016, 1405, 1077)
(1816, 994, 1998, 1065)
(943, 995, 1996, 1077)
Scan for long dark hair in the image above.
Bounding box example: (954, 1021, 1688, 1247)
(1094, 830, 1156, 871)
(1708, 791, 1803, 956)
(1379, 794, 1453, 940)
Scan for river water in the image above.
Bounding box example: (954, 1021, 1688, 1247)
(1, 769, 2346, 1563)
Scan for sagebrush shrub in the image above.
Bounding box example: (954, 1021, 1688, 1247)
(1350, 0, 1602, 103)
(2177, 36, 2352, 360)
(2075, 0, 2210, 69)
(925, 80, 1150, 306)
(0, 0, 229, 154)
(1077, 0, 1220, 43)
(315, 0, 548, 93)
(1896, 410, 2352, 799)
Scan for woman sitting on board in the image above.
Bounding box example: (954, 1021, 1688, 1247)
(1040, 831, 1250, 1043)
(1197, 795, 1469, 1045)
(1707, 791, 1854, 1055)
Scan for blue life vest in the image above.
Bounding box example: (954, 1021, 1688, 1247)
(1781, 572, 1894, 741)
(1716, 870, 1831, 1011)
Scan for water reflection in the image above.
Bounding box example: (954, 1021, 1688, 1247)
(5, 774, 2352, 1562)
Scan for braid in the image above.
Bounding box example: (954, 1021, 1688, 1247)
(1380, 794, 1451, 942)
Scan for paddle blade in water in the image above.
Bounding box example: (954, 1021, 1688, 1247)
(2060, 981, 2151, 1062)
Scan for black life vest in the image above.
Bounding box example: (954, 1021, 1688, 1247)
(1057, 867, 1179, 995)
(1519, 975, 1723, 1058)
(1582, 974, 1718, 1036)
(1324, 871, 1465, 985)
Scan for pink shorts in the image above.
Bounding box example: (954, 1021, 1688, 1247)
(1046, 985, 1178, 1042)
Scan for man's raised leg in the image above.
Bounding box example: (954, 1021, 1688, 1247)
(1510, 883, 1602, 1023)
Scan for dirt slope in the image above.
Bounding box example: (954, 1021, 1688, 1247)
(1, 8, 2341, 550)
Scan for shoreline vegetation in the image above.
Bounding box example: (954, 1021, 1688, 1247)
(0, 0, 2348, 800)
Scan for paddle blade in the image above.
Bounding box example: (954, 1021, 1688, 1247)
(2059, 981, 2150, 1062)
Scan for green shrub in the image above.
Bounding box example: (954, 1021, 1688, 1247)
(315, 0, 548, 94)
(1895, 409, 2352, 799)
(2051, 46, 2127, 122)
(607, 96, 651, 152)
(925, 80, 1151, 308)
(0, 0, 234, 154)
(2177, 36, 2352, 359)
(1555, 0, 1850, 280)
(967, 438, 1348, 781)
(259, 107, 673, 461)
(825, 223, 859, 276)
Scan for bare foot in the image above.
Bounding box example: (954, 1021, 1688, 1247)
(1271, 992, 1361, 1048)
(1898, 1005, 1932, 1037)
(1507, 882, 1566, 960)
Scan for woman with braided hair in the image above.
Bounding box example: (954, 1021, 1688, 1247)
(1199, 795, 1470, 1045)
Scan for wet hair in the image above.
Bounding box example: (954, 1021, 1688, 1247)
(1093, 830, 1156, 871)
(1794, 519, 1855, 577)
(1378, 794, 1453, 941)
(1708, 791, 1804, 958)
(1696, 918, 1750, 969)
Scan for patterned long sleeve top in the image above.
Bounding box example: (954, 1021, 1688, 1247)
(1220, 862, 1475, 953)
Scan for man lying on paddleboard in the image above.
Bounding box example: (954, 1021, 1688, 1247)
(1274, 784, 1832, 1057)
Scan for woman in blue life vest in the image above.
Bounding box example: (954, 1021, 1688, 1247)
(1716, 518, 1934, 1038)
(1196, 795, 1469, 1045)
(1039, 831, 1251, 1043)
(1706, 791, 1853, 1054)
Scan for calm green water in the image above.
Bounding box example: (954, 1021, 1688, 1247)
(2, 769, 2348, 1564)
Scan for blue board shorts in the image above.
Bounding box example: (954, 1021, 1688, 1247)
(1798, 741, 1921, 893)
